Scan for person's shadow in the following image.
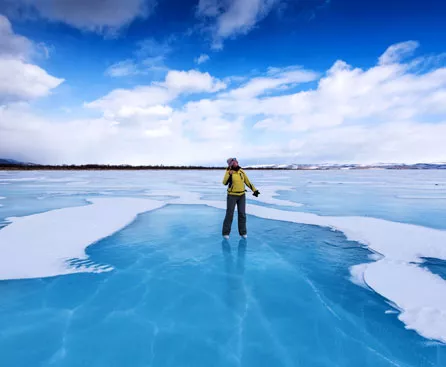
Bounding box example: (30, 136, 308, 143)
(221, 239, 247, 313)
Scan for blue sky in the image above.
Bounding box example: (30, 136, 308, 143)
(0, 0, 446, 165)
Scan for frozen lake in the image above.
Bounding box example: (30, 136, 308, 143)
(0, 169, 446, 366)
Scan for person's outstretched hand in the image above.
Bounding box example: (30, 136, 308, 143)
(253, 190, 260, 197)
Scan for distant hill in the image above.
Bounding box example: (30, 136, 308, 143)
(0, 158, 36, 166)
(0, 158, 24, 165)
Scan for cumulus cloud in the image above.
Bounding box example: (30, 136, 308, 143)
(3, 0, 154, 34)
(0, 15, 63, 103)
(250, 59, 446, 132)
(87, 69, 226, 119)
(85, 86, 172, 119)
(163, 70, 226, 93)
(0, 15, 32, 59)
(220, 66, 318, 99)
(282, 122, 446, 164)
(0, 103, 238, 165)
(0, 59, 64, 102)
(2, 41, 446, 165)
(195, 54, 210, 64)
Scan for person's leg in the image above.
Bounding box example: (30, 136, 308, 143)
(222, 195, 237, 236)
(237, 194, 247, 236)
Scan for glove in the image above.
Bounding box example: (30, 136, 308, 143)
(253, 190, 260, 197)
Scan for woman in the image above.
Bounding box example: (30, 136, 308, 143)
(222, 158, 260, 239)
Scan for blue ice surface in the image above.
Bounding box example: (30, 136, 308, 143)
(0, 205, 445, 367)
(1, 170, 446, 366)
(1, 170, 446, 228)
(262, 169, 446, 230)
(421, 258, 446, 281)
(188, 169, 446, 229)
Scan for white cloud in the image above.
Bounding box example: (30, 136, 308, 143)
(186, 116, 243, 140)
(104, 58, 168, 78)
(105, 59, 140, 77)
(0, 103, 237, 165)
(0, 59, 64, 102)
(36, 42, 52, 59)
(0, 15, 32, 59)
(145, 124, 172, 138)
(249, 59, 446, 133)
(195, 54, 210, 64)
(87, 69, 226, 119)
(5, 0, 154, 34)
(379, 41, 419, 65)
(221, 67, 318, 99)
(2, 41, 446, 165)
(282, 122, 446, 164)
(216, 0, 278, 38)
(197, 0, 279, 48)
(197, 0, 221, 17)
(117, 105, 173, 119)
(85, 86, 172, 119)
(0, 15, 63, 103)
(163, 70, 226, 93)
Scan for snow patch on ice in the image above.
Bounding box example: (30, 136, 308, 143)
(365, 260, 446, 343)
(144, 190, 202, 203)
(0, 198, 165, 280)
(349, 263, 369, 288)
(368, 253, 382, 261)
(254, 186, 303, 207)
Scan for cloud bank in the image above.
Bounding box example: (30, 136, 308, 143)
(0, 21, 445, 166)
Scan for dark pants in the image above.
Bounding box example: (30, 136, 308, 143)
(222, 194, 246, 236)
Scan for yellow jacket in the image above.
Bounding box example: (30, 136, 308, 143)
(222, 168, 257, 196)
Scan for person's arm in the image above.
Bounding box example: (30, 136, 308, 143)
(242, 170, 260, 196)
(222, 169, 232, 185)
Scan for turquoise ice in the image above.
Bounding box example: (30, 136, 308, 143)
(0, 170, 446, 366)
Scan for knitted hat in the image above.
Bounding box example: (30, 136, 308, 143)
(227, 158, 236, 166)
